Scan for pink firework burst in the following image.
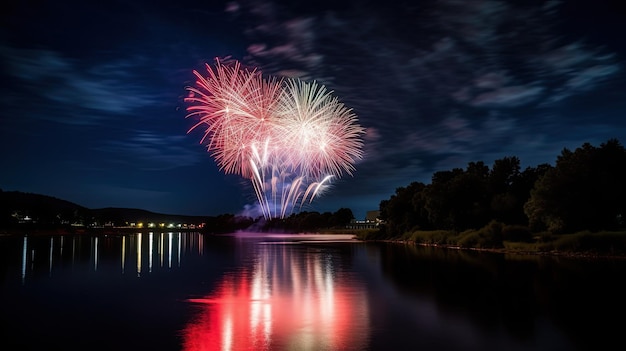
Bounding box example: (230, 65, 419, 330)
(277, 78, 364, 179)
(185, 58, 364, 219)
(185, 59, 283, 178)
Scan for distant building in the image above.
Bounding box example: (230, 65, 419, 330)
(346, 210, 381, 229)
(366, 210, 380, 222)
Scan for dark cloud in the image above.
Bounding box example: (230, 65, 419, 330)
(217, 0, 626, 215)
(1, 44, 161, 125)
(96, 133, 201, 171)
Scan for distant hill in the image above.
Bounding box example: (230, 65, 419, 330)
(0, 190, 218, 229)
(0, 190, 88, 223)
(89, 207, 213, 224)
(0, 190, 87, 212)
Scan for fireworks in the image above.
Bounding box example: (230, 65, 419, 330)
(185, 58, 364, 219)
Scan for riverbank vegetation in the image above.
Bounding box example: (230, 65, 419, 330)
(354, 223, 626, 257)
(361, 139, 626, 257)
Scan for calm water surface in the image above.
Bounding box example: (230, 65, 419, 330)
(1, 232, 624, 350)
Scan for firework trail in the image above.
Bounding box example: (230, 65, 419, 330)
(185, 58, 364, 219)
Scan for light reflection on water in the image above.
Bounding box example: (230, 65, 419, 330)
(183, 235, 370, 351)
(14, 231, 205, 281)
(3, 232, 626, 350)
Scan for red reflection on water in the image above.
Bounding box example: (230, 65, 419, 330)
(182, 245, 369, 351)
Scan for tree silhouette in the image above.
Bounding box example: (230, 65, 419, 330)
(378, 139, 625, 237)
(525, 139, 626, 233)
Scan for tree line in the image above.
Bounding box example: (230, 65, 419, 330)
(378, 138, 626, 238)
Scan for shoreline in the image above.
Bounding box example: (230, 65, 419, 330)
(3, 229, 625, 260)
(0, 227, 212, 236)
(373, 239, 626, 260)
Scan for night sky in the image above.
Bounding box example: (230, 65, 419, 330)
(1, 0, 625, 220)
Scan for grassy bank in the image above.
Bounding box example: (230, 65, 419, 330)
(352, 224, 626, 258)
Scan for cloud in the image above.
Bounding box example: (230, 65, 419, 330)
(97, 131, 202, 170)
(0, 44, 158, 125)
(541, 42, 599, 73)
(473, 72, 509, 89)
(471, 86, 545, 108)
(234, 0, 620, 107)
(565, 64, 621, 90)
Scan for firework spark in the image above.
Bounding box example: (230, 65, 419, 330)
(185, 58, 364, 219)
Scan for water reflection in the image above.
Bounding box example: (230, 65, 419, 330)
(5, 233, 625, 350)
(183, 241, 370, 351)
(21, 235, 27, 283)
(11, 232, 207, 283)
(374, 242, 626, 350)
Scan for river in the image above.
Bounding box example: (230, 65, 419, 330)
(1, 232, 624, 350)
